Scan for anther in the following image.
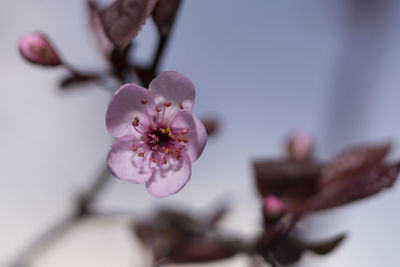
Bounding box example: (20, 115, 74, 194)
(179, 101, 184, 110)
(141, 99, 148, 104)
(163, 102, 172, 107)
(141, 136, 147, 142)
(162, 157, 167, 165)
(151, 157, 157, 163)
(183, 137, 188, 143)
(162, 147, 171, 155)
(138, 152, 145, 157)
(155, 106, 162, 112)
(132, 145, 138, 152)
(181, 129, 188, 134)
(151, 125, 157, 131)
(132, 116, 140, 127)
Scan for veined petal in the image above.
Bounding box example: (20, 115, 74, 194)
(107, 135, 154, 183)
(106, 84, 156, 138)
(171, 110, 207, 163)
(149, 71, 195, 123)
(145, 153, 192, 198)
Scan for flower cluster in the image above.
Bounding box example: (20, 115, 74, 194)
(106, 71, 207, 198)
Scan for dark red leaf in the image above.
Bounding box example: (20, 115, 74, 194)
(308, 162, 400, 211)
(301, 233, 346, 255)
(319, 143, 391, 187)
(253, 160, 323, 200)
(88, 1, 114, 56)
(100, 0, 158, 50)
(267, 235, 303, 265)
(263, 233, 345, 265)
(133, 208, 239, 264)
(152, 0, 181, 36)
(170, 236, 239, 263)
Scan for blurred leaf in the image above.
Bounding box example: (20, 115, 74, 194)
(302, 233, 346, 255)
(134, 208, 239, 264)
(263, 233, 345, 265)
(320, 143, 391, 187)
(100, 0, 158, 50)
(267, 235, 303, 265)
(155, 209, 199, 230)
(152, 0, 181, 36)
(253, 160, 323, 200)
(308, 162, 400, 211)
(88, 1, 114, 56)
(170, 235, 239, 263)
(200, 117, 219, 136)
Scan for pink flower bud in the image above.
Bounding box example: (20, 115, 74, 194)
(286, 131, 314, 161)
(264, 195, 285, 218)
(18, 32, 61, 66)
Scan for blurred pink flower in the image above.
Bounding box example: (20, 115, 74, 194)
(106, 71, 207, 198)
(18, 32, 61, 66)
(287, 131, 313, 161)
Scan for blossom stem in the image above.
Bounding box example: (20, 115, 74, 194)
(61, 62, 116, 94)
(76, 162, 111, 216)
(150, 2, 181, 73)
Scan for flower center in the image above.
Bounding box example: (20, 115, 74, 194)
(152, 128, 171, 146)
(130, 100, 188, 165)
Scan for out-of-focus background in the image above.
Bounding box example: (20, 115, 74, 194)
(2, 0, 400, 266)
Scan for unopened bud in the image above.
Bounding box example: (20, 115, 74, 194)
(18, 32, 61, 66)
(263, 195, 285, 220)
(286, 131, 313, 161)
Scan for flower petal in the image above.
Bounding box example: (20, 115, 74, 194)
(149, 71, 195, 122)
(171, 110, 207, 162)
(107, 135, 154, 183)
(106, 83, 156, 138)
(145, 153, 192, 198)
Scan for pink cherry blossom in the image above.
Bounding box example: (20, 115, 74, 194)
(18, 32, 61, 66)
(106, 71, 207, 198)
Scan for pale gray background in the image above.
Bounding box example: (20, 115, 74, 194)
(1, 0, 400, 266)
